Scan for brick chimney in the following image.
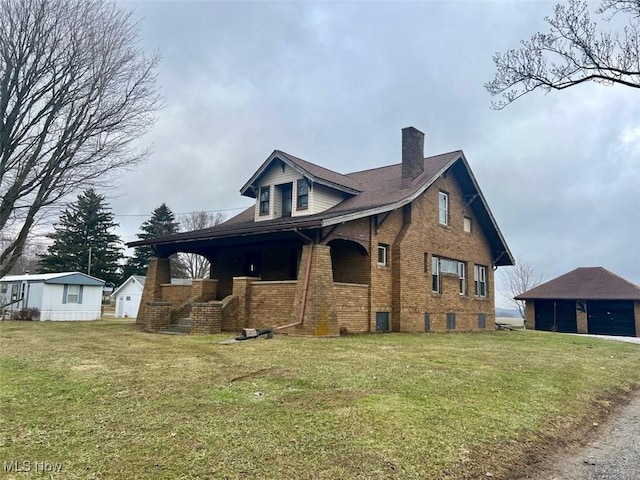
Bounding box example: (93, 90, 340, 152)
(401, 126, 425, 186)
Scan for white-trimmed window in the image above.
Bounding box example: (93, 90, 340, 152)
(464, 216, 472, 233)
(474, 265, 487, 297)
(296, 179, 309, 210)
(438, 191, 448, 225)
(431, 256, 440, 292)
(66, 285, 80, 304)
(259, 186, 270, 216)
(377, 244, 388, 266)
(458, 262, 466, 295)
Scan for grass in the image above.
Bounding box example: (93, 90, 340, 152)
(1, 320, 640, 479)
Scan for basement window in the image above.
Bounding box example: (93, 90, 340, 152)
(377, 244, 388, 266)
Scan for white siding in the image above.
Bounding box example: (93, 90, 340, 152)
(114, 278, 143, 318)
(312, 184, 349, 212)
(252, 162, 351, 220)
(25, 282, 44, 309)
(40, 284, 103, 321)
(254, 163, 303, 221)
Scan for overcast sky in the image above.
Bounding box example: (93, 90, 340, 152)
(108, 0, 639, 306)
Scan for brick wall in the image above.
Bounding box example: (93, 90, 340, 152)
(329, 171, 497, 334)
(137, 257, 170, 327)
(577, 301, 588, 333)
(191, 279, 218, 301)
(159, 284, 191, 305)
(334, 283, 369, 333)
(248, 281, 297, 329)
(289, 244, 339, 336)
(146, 302, 172, 331)
(525, 301, 535, 330)
(191, 302, 222, 334)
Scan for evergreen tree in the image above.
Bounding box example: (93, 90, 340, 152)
(123, 203, 186, 279)
(38, 189, 123, 285)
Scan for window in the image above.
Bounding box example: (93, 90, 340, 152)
(424, 313, 431, 332)
(478, 314, 486, 329)
(440, 258, 457, 274)
(376, 312, 390, 331)
(431, 256, 440, 292)
(464, 216, 472, 233)
(259, 187, 270, 216)
(446, 312, 456, 330)
(438, 191, 448, 225)
(377, 244, 388, 266)
(296, 179, 309, 210)
(66, 285, 80, 304)
(458, 262, 466, 295)
(474, 265, 487, 297)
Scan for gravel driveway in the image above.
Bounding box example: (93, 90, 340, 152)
(518, 334, 640, 480)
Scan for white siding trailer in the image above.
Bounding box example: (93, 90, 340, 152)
(0, 272, 105, 321)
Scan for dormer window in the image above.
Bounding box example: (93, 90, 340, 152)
(297, 179, 309, 210)
(259, 187, 270, 216)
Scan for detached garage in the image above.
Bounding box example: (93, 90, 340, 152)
(516, 267, 640, 337)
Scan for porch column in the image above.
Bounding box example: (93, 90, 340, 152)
(524, 301, 535, 330)
(137, 257, 171, 328)
(290, 244, 339, 337)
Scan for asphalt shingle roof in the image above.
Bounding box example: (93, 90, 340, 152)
(515, 267, 640, 301)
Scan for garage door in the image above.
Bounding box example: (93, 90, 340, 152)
(534, 300, 577, 333)
(587, 301, 636, 337)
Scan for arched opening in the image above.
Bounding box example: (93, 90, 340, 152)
(328, 239, 369, 284)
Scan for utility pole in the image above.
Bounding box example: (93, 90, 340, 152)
(88, 246, 92, 275)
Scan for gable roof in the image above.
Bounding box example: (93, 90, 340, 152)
(515, 267, 640, 301)
(112, 275, 146, 297)
(241, 150, 362, 197)
(0, 272, 105, 286)
(129, 149, 514, 266)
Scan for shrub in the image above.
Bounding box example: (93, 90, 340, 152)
(10, 308, 40, 321)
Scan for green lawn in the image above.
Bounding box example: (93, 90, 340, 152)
(1, 320, 640, 479)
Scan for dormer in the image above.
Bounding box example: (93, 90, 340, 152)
(240, 150, 361, 221)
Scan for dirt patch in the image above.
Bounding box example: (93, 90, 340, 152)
(453, 388, 639, 480)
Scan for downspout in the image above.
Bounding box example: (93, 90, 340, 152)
(273, 229, 314, 331)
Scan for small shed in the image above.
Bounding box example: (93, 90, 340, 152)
(112, 275, 145, 318)
(0, 272, 106, 321)
(516, 267, 640, 337)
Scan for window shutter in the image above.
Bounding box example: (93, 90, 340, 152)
(62, 284, 68, 304)
(78, 285, 84, 304)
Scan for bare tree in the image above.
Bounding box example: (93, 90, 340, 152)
(178, 211, 225, 279)
(485, 0, 640, 109)
(0, 0, 160, 277)
(0, 236, 45, 275)
(502, 258, 545, 319)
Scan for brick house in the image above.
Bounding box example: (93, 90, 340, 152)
(130, 127, 514, 336)
(516, 267, 640, 337)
